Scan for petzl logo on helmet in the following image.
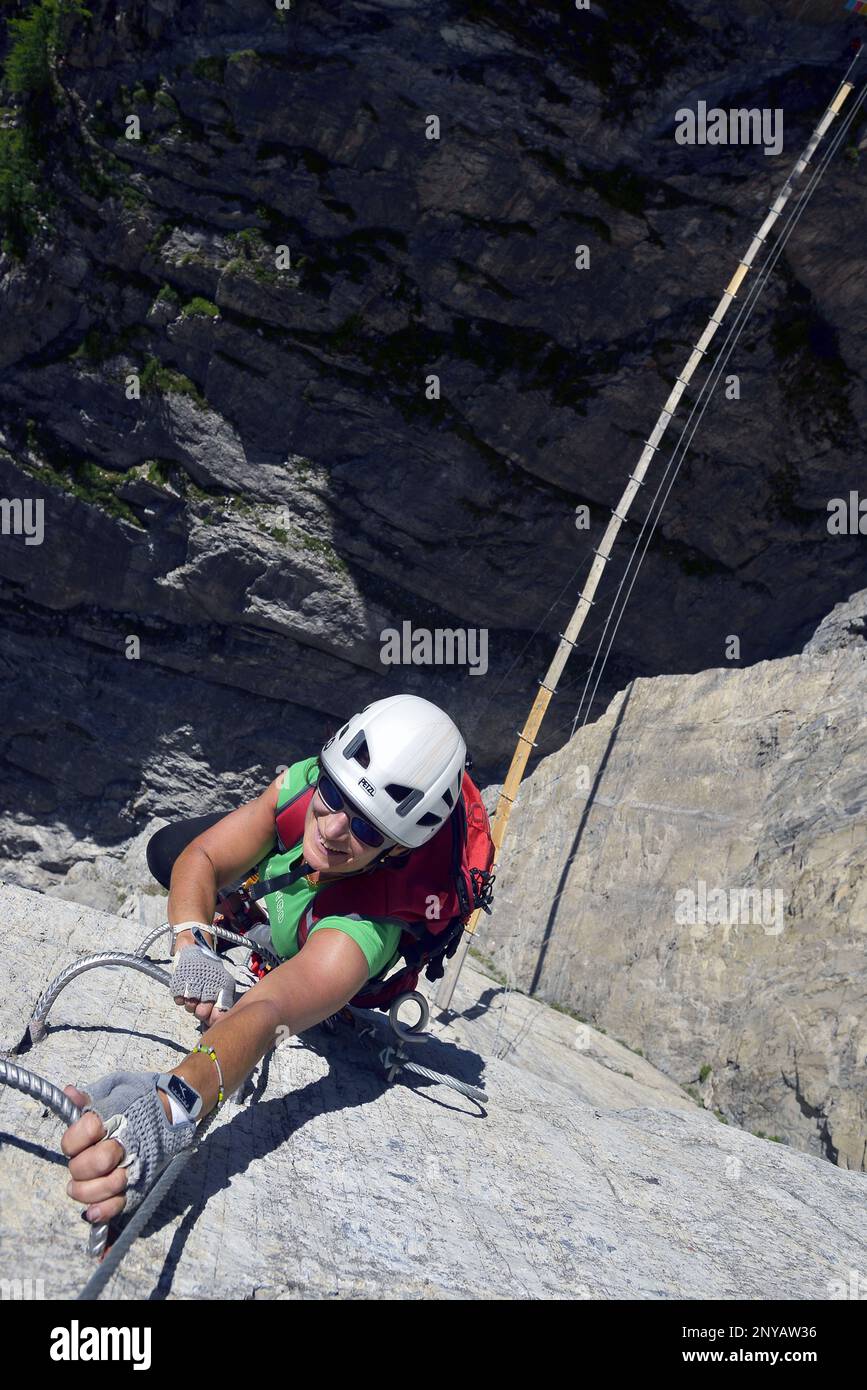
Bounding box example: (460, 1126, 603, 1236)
(359, 777, 376, 796)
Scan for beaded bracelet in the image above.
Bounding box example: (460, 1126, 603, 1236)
(191, 1043, 225, 1105)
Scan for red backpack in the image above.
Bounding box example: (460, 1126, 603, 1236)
(228, 765, 496, 1012)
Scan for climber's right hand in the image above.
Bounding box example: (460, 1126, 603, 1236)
(170, 938, 236, 1024)
(62, 1072, 196, 1224)
(61, 1085, 129, 1225)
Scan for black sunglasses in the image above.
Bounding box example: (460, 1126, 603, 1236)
(315, 772, 393, 849)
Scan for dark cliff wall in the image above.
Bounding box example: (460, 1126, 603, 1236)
(0, 0, 865, 878)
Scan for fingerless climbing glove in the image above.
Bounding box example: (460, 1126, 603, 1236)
(79, 1070, 197, 1216)
(170, 940, 236, 1011)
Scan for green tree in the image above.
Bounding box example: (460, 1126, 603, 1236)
(3, 0, 91, 97)
(0, 0, 92, 256)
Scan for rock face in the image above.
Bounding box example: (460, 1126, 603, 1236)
(1, 0, 867, 882)
(479, 588, 867, 1171)
(1, 882, 865, 1299)
(0, 0, 864, 1268)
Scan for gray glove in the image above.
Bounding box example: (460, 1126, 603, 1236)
(171, 941, 236, 1011)
(79, 1070, 196, 1216)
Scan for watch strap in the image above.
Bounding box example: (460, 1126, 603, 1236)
(156, 1072, 202, 1121)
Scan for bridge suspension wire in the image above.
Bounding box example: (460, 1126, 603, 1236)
(435, 55, 862, 1011)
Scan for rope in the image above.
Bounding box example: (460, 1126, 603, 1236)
(18, 920, 275, 1287)
(489, 67, 866, 848)
(8, 975, 488, 1295)
(459, 46, 862, 761)
(542, 60, 863, 750)
(134, 921, 170, 956)
(511, 65, 864, 784)
(348, 1013, 489, 1103)
(80, 1018, 483, 1299)
(30, 922, 286, 1042)
(391, 1054, 488, 1103)
(477, 76, 867, 1048)
(0, 1056, 83, 1125)
(12, 55, 858, 1298)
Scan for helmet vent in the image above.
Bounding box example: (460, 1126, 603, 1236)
(442, 786, 453, 809)
(389, 785, 424, 817)
(385, 783, 414, 803)
(417, 812, 441, 828)
(343, 731, 370, 767)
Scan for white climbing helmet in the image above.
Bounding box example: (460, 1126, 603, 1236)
(319, 694, 467, 849)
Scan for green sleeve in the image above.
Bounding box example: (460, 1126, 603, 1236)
(308, 913, 404, 979)
(277, 755, 319, 809)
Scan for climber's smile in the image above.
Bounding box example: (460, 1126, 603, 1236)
(303, 790, 384, 875)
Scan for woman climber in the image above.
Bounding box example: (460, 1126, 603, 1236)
(61, 693, 490, 1229)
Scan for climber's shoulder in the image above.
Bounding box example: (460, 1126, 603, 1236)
(273, 755, 320, 805)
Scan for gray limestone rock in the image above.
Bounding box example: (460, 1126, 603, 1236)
(0, 883, 864, 1300)
(479, 588, 867, 1170)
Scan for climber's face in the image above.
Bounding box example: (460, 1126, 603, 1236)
(303, 784, 404, 875)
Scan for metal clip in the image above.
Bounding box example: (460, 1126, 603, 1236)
(379, 1044, 404, 1084)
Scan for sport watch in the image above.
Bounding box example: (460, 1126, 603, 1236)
(156, 1072, 203, 1122)
(190, 925, 221, 956)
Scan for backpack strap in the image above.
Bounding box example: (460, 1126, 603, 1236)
(248, 857, 313, 901)
(274, 783, 316, 852)
(244, 780, 314, 900)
